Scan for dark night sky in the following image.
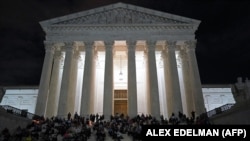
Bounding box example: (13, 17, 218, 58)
(0, 0, 250, 86)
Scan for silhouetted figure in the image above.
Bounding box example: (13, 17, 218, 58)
(191, 110, 195, 120)
(67, 112, 71, 120)
(1, 128, 11, 141)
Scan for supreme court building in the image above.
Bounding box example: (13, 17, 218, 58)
(35, 2, 206, 120)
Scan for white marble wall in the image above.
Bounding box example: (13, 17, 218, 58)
(0, 88, 38, 113)
(202, 86, 236, 111)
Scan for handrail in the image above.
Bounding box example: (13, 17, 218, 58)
(206, 103, 235, 118)
(0, 105, 40, 120)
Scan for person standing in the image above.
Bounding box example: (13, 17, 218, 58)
(67, 112, 71, 120)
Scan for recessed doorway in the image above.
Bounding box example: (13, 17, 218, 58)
(114, 90, 127, 115)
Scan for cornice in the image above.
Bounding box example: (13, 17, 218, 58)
(44, 24, 197, 33)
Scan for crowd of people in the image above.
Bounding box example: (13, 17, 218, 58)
(0, 111, 211, 141)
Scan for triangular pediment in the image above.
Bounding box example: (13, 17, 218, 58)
(40, 2, 200, 27)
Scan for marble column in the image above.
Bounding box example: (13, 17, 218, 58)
(90, 49, 97, 114)
(185, 40, 206, 116)
(74, 54, 84, 114)
(57, 42, 77, 118)
(161, 48, 172, 117)
(35, 41, 55, 116)
(165, 41, 183, 115)
(103, 41, 114, 120)
(70, 47, 80, 114)
(45, 43, 64, 118)
(127, 41, 138, 118)
(146, 41, 161, 120)
(80, 42, 96, 116)
(179, 45, 194, 117)
(143, 50, 150, 115)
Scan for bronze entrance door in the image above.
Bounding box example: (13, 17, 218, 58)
(114, 100, 127, 115)
(114, 90, 127, 115)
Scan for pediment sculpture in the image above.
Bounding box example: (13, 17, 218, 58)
(54, 7, 187, 25)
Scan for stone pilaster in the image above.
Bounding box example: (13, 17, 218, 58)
(185, 40, 206, 116)
(103, 41, 114, 120)
(146, 41, 161, 120)
(35, 41, 55, 116)
(127, 41, 138, 118)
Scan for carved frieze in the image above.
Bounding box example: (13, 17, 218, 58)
(46, 25, 194, 32)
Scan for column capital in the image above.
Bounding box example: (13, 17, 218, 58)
(184, 40, 197, 51)
(73, 42, 80, 51)
(84, 41, 94, 51)
(126, 41, 137, 52)
(104, 41, 114, 51)
(175, 45, 182, 51)
(44, 41, 56, 52)
(64, 42, 78, 52)
(166, 40, 177, 51)
(146, 40, 156, 46)
(175, 45, 186, 63)
(64, 41, 74, 47)
(166, 40, 176, 45)
(83, 41, 94, 47)
(54, 51, 64, 60)
(104, 40, 114, 46)
(45, 45, 55, 53)
(126, 40, 137, 46)
(53, 43, 64, 52)
(178, 47, 188, 61)
(146, 40, 156, 52)
(44, 41, 55, 47)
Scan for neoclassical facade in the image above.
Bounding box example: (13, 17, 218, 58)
(35, 2, 205, 120)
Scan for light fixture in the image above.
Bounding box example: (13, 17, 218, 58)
(119, 55, 123, 81)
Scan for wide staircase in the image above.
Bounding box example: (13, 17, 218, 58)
(87, 128, 133, 141)
(0, 105, 134, 140)
(2, 103, 249, 141)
